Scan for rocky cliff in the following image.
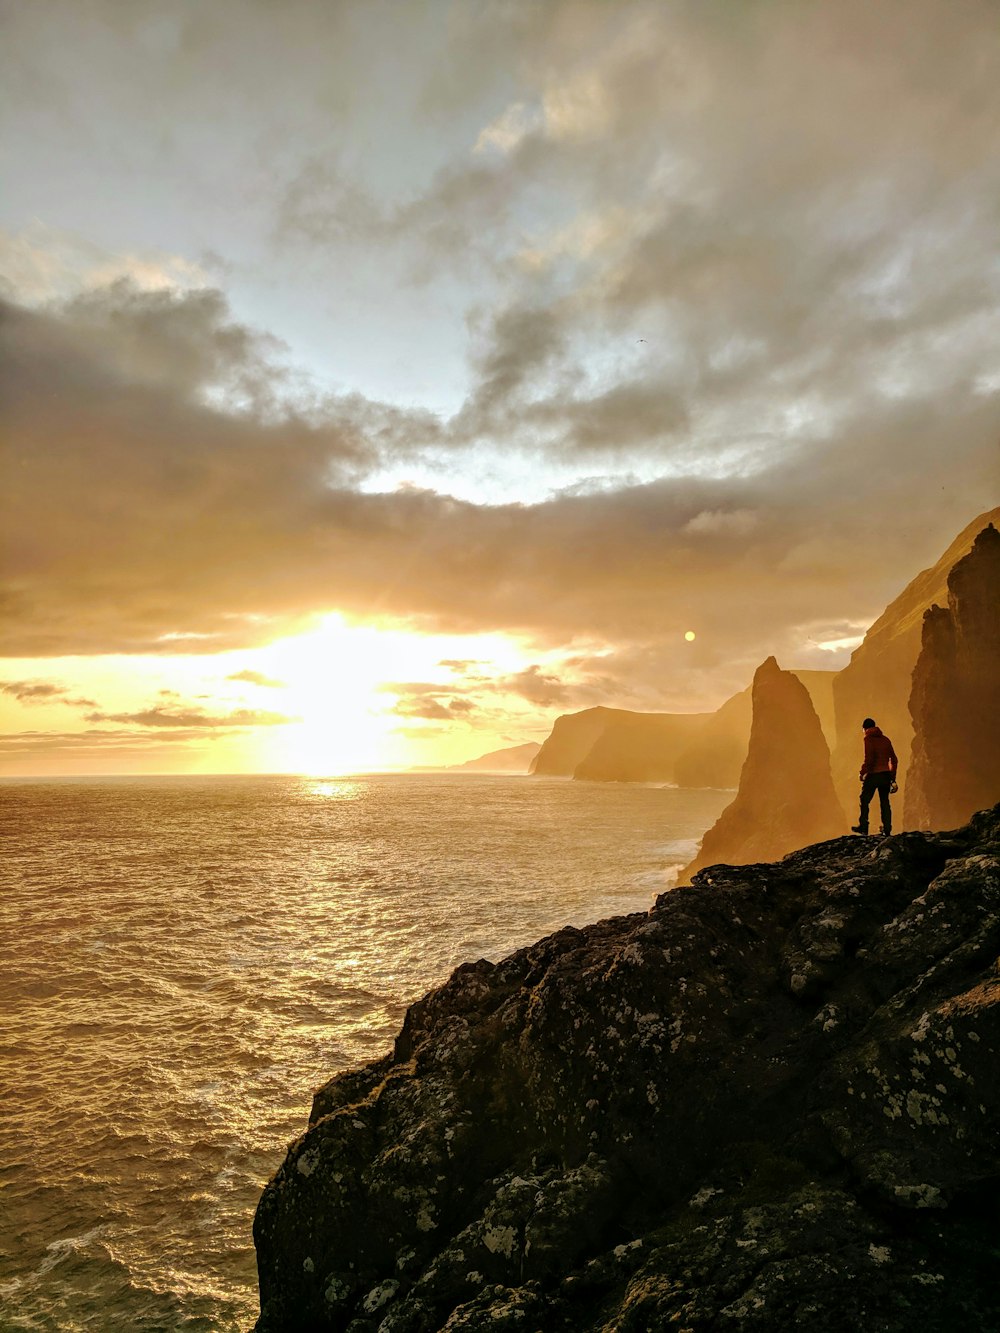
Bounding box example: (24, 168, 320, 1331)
(791, 669, 837, 748)
(529, 707, 628, 776)
(680, 657, 845, 881)
(905, 524, 1000, 831)
(254, 805, 1000, 1332)
(672, 686, 752, 789)
(573, 709, 710, 783)
(830, 506, 1000, 820)
(533, 673, 834, 789)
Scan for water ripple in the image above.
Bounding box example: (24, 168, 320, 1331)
(0, 772, 727, 1330)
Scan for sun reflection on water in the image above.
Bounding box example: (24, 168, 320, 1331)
(302, 779, 364, 801)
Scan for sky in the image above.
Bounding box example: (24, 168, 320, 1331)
(1, 0, 998, 775)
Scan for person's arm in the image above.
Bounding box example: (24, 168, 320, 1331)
(860, 735, 871, 779)
(888, 740, 898, 778)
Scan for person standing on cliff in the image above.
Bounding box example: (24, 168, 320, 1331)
(852, 717, 899, 836)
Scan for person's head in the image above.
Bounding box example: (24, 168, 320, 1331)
(862, 717, 876, 730)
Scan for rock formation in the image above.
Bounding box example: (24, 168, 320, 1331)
(791, 668, 837, 748)
(830, 506, 1000, 820)
(680, 657, 845, 880)
(450, 742, 541, 773)
(672, 686, 752, 788)
(905, 524, 1000, 830)
(531, 673, 833, 789)
(529, 706, 626, 776)
(255, 806, 1000, 1332)
(573, 709, 710, 783)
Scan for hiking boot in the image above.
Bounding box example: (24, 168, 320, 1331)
(851, 824, 869, 835)
(880, 826, 891, 836)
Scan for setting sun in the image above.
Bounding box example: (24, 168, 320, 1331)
(251, 617, 554, 774)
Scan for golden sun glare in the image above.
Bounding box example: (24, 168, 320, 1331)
(248, 615, 530, 776)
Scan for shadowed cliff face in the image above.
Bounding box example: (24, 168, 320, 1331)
(673, 686, 752, 788)
(830, 506, 1000, 820)
(906, 525, 1000, 830)
(680, 657, 845, 881)
(254, 806, 1000, 1332)
(573, 710, 709, 783)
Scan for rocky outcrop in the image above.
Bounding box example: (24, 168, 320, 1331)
(255, 806, 1000, 1332)
(830, 506, 1000, 820)
(905, 524, 1000, 831)
(681, 658, 845, 880)
(450, 742, 541, 773)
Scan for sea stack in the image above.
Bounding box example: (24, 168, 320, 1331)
(681, 656, 844, 880)
(905, 523, 1000, 830)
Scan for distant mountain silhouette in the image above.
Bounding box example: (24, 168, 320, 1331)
(905, 523, 1000, 830)
(680, 657, 844, 880)
(450, 741, 541, 773)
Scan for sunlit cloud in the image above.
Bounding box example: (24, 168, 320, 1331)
(0, 221, 210, 305)
(3, 0, 999, 776)
(84, 705, 296, 729)
(227, 669, 286, 689)
(0, 679, 98, 708)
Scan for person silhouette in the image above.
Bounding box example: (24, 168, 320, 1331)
(852, 717, 899, 836)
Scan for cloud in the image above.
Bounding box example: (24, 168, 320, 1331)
(500, 665, 569, 709)
(4, 1, 1000, 713)
(83, 705, 295, 729)
(0, 728, 213, 754)
(227, 669, 286, 688)
(380, 681, 479, 721)
(438, 659, 487, 672)
(2, 278, 996, 700)
(0, 222, 211, 305)
(1, 680, 66, 702)
(474, 102, 541, 156)
(390, 697, 476, 722)
(0, 679, 97, 707)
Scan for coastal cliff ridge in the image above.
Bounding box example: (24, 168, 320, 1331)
(254, 806, 1000, 1331)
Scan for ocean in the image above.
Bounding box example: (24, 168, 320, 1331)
(0, 772, 730, 1331)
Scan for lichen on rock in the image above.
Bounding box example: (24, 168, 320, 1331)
(254, 806, 1000, 1332)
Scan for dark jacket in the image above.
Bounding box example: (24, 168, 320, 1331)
(861, 726, 898, 779)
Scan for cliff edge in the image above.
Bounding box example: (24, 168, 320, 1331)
(906, 523, 1000, 831)
(830, 505, 1000, 819)
(254, 806, 1000, 1332)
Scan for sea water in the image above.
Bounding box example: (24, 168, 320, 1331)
(0, 772, 730, 1331)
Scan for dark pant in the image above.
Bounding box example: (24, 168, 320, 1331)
(859, 772, 893, 833)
